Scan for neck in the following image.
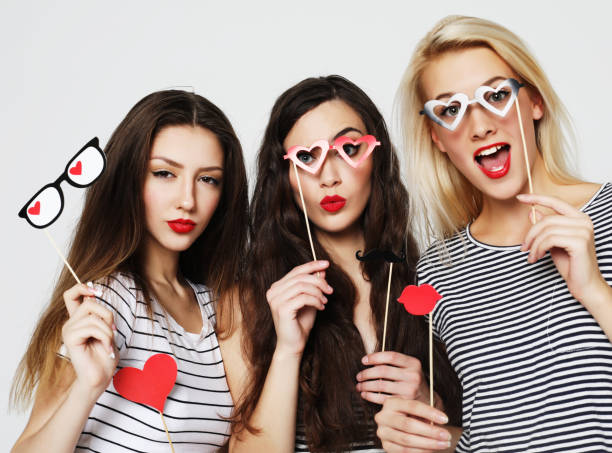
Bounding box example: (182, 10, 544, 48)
(315, 223, 365, 274)
(473, 154, 577, 245)
(140, 234, 181, 288)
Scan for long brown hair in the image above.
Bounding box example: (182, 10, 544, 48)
(11, 90, 248, 408)
(234, 76, 461, 452)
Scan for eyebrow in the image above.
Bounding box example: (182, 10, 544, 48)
(434, 76, 508, 100)
(333, 127, 364, 140)
(150, 156, 223, 172)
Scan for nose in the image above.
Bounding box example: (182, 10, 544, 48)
(319, 153, 342, 189)
(178, 178, 195, 211)
(468, 105, 496, 141)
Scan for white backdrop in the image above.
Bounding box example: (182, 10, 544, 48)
(2, 0, 611, 447)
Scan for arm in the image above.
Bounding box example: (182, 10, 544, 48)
(227, 260, 331, 453)
(518, 193, 612, 339)
(12, 284, 118, 453)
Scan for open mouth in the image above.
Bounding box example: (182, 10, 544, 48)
(474, 143, 511, 179)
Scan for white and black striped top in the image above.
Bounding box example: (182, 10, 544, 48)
(418, 183, 612, 452)
(76, 272, 232, 452)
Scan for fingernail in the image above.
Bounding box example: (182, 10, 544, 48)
(112, 323, 117, 331)
(516, 194, 527, 200)
(327, 286, 333, 293)
(87, 281, 93, 288)
(109, 347, 115, 359)
(439, 430, 451, 440)
(437, 441, 451, 449)
(362, 356, 368, 365)
(436, 413, 449, 424)
(94, 289, 102, 297)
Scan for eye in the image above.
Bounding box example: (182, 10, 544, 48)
(488, 89, 510, 103)
(342, 143, 360, 157)
(152, 170, 174, 178)
(440, 104, 460, 117)
(296, 151, 314, 164)
(200, 175, 220, 186)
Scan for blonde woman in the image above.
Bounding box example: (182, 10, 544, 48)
(375, 15, 612, 452)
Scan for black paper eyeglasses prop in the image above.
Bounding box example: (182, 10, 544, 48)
(19, 137, 106, 229)
(18, 137, 106, 285)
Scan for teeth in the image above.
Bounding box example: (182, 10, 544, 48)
(477, 144, 506, 157)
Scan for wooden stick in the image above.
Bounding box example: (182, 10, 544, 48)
(292, 162, 317, 261)
(514, 97, 536, 225)
(381, 262, 394, 352)
(159, 411, 176, 453)
(429, 315, 434, 407)
(43, 229, 81, 284)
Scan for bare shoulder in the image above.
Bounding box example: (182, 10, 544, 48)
(562, 181, 604, 208)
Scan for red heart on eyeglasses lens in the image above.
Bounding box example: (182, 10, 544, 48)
(69, 161, 82, 175)
(27, 201, 41, 216)
(397, 284, 442, 316)
(113, 353, 177, 413)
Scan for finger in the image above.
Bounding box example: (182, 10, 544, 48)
(521, 215, 585, 251)
(73, 299, 115, 327)
(516, 193, 583, 218)
(358, 379, 420, 400)
(357, 364, 421, 384)
(360, 390, 390, 405)
(384, 397, 449, 425)
(528, 231, 583, 263)
(278, 294, 326, 318)
(268, 277, 331, 307)
(282, 260, 330, 281)
(273, 272, 333, 298)
(379, 427, 451, 451)
(64, 322, 114, 352)
(362, 351, 422, 369)
(380, 439, 430, 453)
(376, 409, 451, 445)
(63, 283, 99, 316)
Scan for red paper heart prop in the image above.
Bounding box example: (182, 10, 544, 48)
(397, 284, 442, 315)
(69, 160, 82, 175)
(113, 353, 177, 412)
(28, 201, 41, 215)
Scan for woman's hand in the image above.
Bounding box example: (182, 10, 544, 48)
(357, 352, 432, 406)
(375, 396, 454, 452)
(266, 260, 332, 356)
(518, 193, 610, 306)
(62, 283, 118, 398)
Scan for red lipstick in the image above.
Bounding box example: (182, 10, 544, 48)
(168, 218, 196, 233)
(320, 195, 346, 212)
(473, 142, 511, 179)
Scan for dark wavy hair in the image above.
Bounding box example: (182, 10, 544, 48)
(234, 76, 461, 452)
(12, 90, 248, 407)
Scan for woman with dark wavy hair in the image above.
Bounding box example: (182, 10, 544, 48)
(221, 75, 461, 452)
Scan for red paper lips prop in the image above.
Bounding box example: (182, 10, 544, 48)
(397, 284, 442, 316)
(113, 353, 177, 412)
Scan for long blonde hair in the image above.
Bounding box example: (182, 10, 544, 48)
(398, 15, 580, 245)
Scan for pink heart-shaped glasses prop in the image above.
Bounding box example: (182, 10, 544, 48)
(284, 135, 380, 174)
(421, 78, 523, 131)
(397, 284, 442, 316)
(113, 353, 177, 413)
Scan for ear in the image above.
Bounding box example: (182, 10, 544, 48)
(430, 127, 447, 153)
(529, 91, 544, 121)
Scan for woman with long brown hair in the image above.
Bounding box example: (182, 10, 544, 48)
(221, 75, 461, 452)
(11, 89, 248, 452)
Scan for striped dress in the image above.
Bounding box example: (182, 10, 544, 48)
(75, 272, 232, 452)
(418, 183, 612, 452)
